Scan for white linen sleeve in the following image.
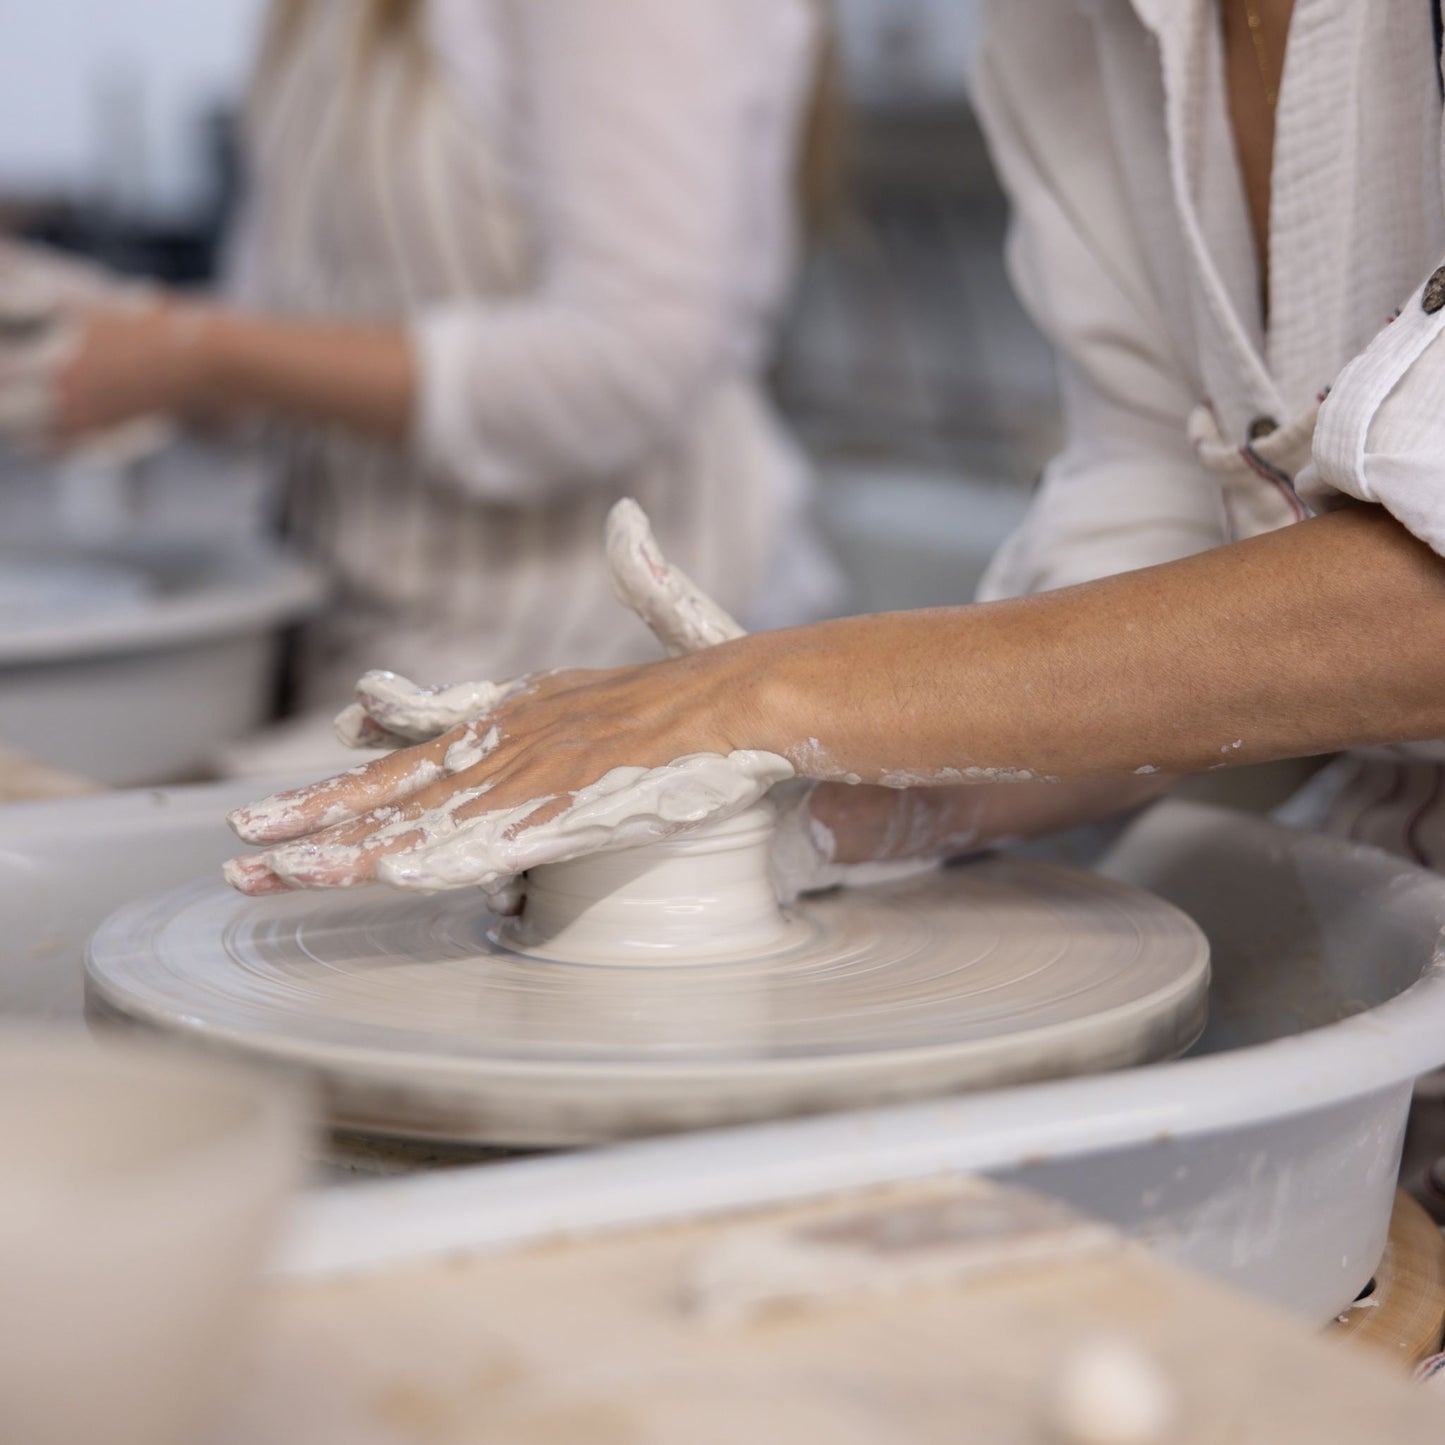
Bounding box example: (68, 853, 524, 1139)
(1304, 262, 1445, 554)
(971, 5, 1226, 602)
(410, 0, 783, 506)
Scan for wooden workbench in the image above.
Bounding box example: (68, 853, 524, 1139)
(1331, 1190, 1445, 1368)
(212, 1177, 1445, 1444)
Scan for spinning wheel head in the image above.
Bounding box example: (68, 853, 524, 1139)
(86, 817, 1210, 1146)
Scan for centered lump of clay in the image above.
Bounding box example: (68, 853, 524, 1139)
(86, 798, 1210, 1147)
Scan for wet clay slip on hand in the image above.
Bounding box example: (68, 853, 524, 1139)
(85, 807, 1209, 1146)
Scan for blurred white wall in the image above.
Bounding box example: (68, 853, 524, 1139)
(0, 0, 266, 214)
(0, 0, 979, 215)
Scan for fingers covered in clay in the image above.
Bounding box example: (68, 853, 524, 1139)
(227, 734, 456, 846)
(378, 751, 795, 892)
(332, 701, 410, 751)
(235, 778, 514, 891)
(231, 669, 568, 846)
(234, 755, 766, 895)
(0, 320, 76, 449)
(331, 669, 533, 751)
(227, 744, 794, 896)
(225, 642, 773, 899)
(219, 852, 296, 896)
(605, 498, 747, 656)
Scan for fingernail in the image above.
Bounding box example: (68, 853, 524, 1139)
(222, 855, 289, 894)
(222, 855, 260, 888)
(226, 806, 259, 840)
(227, 803, 284, 844)
(227, 793, 313, 844)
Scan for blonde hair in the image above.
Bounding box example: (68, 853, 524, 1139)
(256, 0, 419, 80)
(254, 0, 845, 229)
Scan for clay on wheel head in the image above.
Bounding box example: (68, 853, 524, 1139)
(85, 816, 1210, 1146)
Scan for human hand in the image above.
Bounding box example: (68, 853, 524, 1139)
(0, 301, 186, 458)
(226, 497, 766, 903)
(224, 654, 791, 896)
(224, 499, 950, 902)
(328, 499, 749, 752)
(0, 241, 178, 458)
(254, 497, 868, 907)
(0, 312, 72, 447)
(330, 670, 537, 752)
(0, 238, 138, 316)
(46, 300, 206, 448)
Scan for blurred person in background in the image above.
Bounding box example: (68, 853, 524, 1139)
(0, 0, 842, 772)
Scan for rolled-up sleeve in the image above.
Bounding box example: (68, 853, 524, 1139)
(411, 0, 779, 505)
(1304, 265, 1445, 554)
(972, 5, 1225, 602)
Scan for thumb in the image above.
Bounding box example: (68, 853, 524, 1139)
(605, 498, 747, 656)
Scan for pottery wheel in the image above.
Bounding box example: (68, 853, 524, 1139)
(85, 808, 1210, 1146)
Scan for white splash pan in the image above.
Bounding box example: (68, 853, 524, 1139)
(3, 781, 1444, 1323)
(0, 540, 323, 785)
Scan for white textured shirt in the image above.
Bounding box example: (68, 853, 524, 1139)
(972, 0, 1445, 601)
(228, 0, 829, 714)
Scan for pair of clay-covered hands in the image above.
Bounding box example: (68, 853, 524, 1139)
(225, 501, 880, 906)
(0, 239, 170, 461)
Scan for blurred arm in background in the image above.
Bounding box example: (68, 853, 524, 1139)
(0, 0, 811, 511)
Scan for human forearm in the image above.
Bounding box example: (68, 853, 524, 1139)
(191, 310, 415, 440)
(727, 505, 1445, 783)
(37, 300, 417, 446)
(813, 774, 1175, 866)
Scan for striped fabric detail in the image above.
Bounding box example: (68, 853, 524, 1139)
(228, 1, 813, 721)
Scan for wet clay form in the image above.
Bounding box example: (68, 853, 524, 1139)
(85, 806, 1210, 1146)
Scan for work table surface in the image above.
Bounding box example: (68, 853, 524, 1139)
(211, 1176, 1445, 1444)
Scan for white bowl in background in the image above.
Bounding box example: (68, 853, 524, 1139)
(0, 538, 324, 785)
